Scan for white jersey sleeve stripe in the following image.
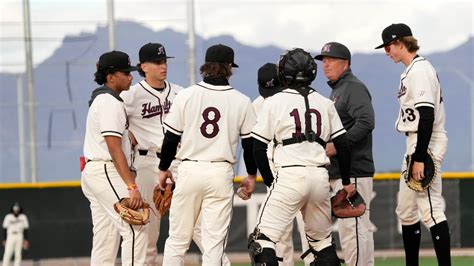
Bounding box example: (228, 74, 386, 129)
(251, 131, 271, 143)
(163, 122, 183, 135)
(330, 128, 346, 139)
(414, 102, 435, 108)
(101, 130, 123, 137)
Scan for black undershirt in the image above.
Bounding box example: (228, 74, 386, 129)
(412, 106, 434, 162)
(332, 134, 352, 185)
(253, 139, 274, 187)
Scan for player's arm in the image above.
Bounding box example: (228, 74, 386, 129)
(158, 131, 181, 188)
(333, 133, 356, 197)
(239, 137, 258, 195)
(253, 138, 274, 187)
(345, 85, 375, 145)
(411, 106, 434, 180)
(412, 106, 434, 162)
(105, 136, 142, 209)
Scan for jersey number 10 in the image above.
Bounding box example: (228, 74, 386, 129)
(290, 108, 322, 137)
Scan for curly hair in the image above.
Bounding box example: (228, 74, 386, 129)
(199, 62, 232, 79)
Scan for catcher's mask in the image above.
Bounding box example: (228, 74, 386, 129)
(278, 48, 317, 87)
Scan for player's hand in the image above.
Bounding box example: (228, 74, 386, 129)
(159, 170, 173, 190)
(128, 188, 143, 209)
(237, 175, 257, 200)
(325, 142, 337, 157)
(412, 161, 425, 181)
(128, 130, 138, 147)
(343, 183, 356, 199)
(23, 240, 29, 250)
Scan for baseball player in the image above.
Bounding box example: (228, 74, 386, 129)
(315, 42, 375, 266)
(247, 48, 355, 266)
(376, 23, 451, 265)
(81, 50, 148, 266)
(120, 42, 182, 265)
(2, 203, 29, 266)
(250, 63, 313, 266)
(158, 44, 257, 265)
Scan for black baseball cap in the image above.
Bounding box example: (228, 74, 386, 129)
(258, 63, 281, 98)
(97, 50, 138, 72)
(205, 44, 239, 68)
(314, 42, 351, 63)
(139, 43, 174, 63)
(375, 23, 413, 49)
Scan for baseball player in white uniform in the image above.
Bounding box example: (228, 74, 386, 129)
(2, 203, 29, 266)
(121, 43, 183, 265)
(376, 23, 451, 266)
(247, 48, 355, 266)
(158, 44, 257, 265)
(250, 63, 312, 266)
(81, 50, 148, 266)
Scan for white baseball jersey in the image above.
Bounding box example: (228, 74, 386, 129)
(252, 96, 264, 114)
(2, 214, 29, 235)
(163, 81, 256, 163)
(83, 93, 132, 165)
(252, 88, 346, 167)
(395, 56, 446, 133)
(121, 80, 183, 152)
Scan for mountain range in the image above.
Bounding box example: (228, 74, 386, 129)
(0, 21, 472, 182)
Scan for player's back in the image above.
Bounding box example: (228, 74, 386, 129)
(165, 81, 255, 163)
(257, 88, 345, 167)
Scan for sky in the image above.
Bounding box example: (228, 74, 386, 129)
(0, 0, 473, 73)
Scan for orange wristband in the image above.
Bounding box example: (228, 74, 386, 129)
(127, 183, 138, 191)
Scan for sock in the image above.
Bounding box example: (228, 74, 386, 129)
(430, 220, 451, 266)
(402, 222, 421, 266)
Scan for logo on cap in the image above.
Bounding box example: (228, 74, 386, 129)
(392, 35, 397, 38)
(265, 79, 275, 88)
(322, 44, 331, 53)
(158, 46, 165, 55)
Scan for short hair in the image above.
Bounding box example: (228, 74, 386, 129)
(137, 64, 145, 77)
(199, 62, 232, 79)
(398, 36, 420, 53)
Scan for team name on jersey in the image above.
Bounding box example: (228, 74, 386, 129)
(141, 100, 172, 118)
(397, 83, 407, 98)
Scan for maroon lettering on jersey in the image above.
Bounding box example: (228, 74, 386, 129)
(141, 100, 172, 119)
(397, 83, 407, 98)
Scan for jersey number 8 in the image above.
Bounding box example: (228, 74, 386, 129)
(200, 107, 221, 138)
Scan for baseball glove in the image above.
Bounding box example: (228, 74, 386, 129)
(331, 189, 366, 218)
(153, 184, 173, 216)
(113, 198, 150, 225)
(404, 150, 438, 192)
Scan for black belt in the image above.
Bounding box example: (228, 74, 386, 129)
(183, 158, 230, 163)
(138, 149, 161, 158)
(281, 165, 327, 168)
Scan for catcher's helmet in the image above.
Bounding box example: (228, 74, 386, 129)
(278, 48, 317, 86)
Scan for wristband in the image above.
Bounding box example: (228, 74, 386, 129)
(127, 183, 138, 191)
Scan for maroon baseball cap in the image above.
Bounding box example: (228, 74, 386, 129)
(375, 23, 413, 49)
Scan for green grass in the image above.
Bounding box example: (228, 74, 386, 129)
(227, 256, 474, 266)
